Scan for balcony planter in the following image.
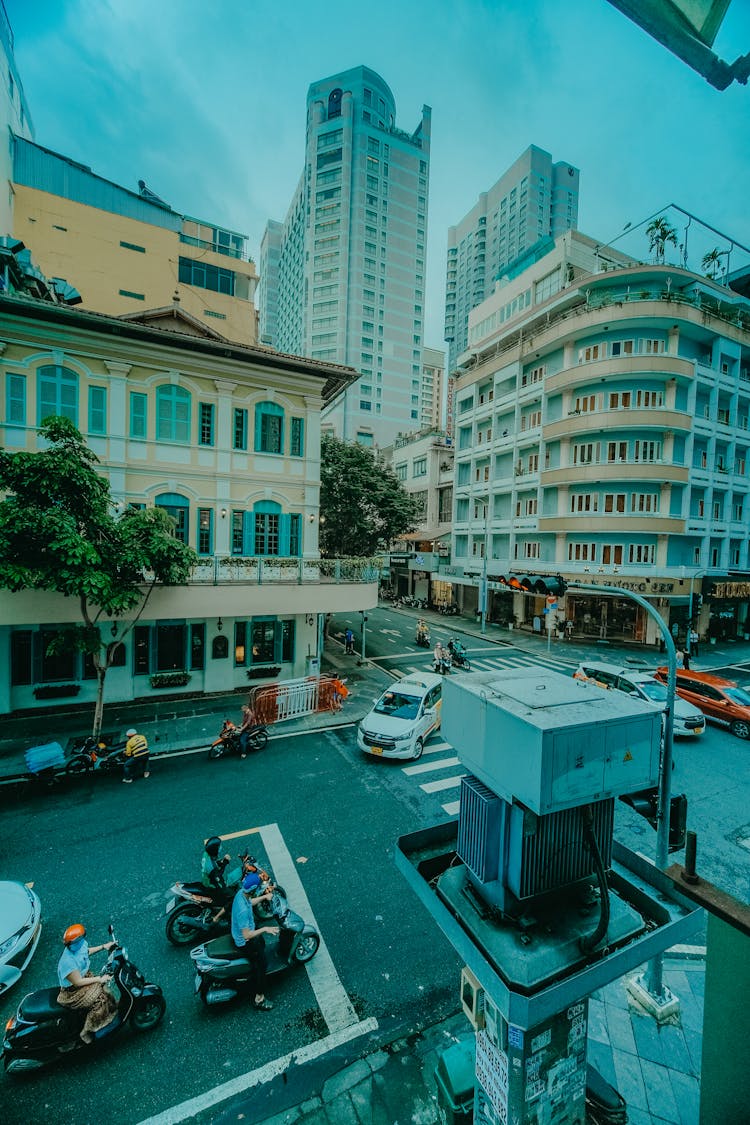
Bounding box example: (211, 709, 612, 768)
(33, 683, 81, 700)
(246, 666, 281, 681)
(150, 671, 191, 689)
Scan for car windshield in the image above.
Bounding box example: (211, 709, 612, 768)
(724, 687, 750, 707)
(636, 681, 667, 703)
(374, 691, 421, 720)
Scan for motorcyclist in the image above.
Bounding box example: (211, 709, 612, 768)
(201, 835, 231, 890)
(433, 641, 450, 675)
(55, 924, 118, 1044)
(231, 872, 279, 1011)
(447, 638, 465, 663)
(415, 618, 430, 645)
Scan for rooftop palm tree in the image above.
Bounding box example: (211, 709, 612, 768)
(701, 247, 724, 280)
(646, 216, 678, 264)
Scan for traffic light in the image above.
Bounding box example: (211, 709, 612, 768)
(688, 592, 703, 622)
(497, 575, 567, 596)
(619, 788, 688, 852)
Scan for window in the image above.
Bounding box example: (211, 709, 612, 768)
(190, 624, 205, 671)
(234, 407, 248, 450)
(133, 626, 150, 675)
(156, 385, 191, 443)
(413, 457, 427, 477)
(156, 624, 186, 672)
(601, 544, 624, 565)
(198, 402, 215, 446)
(628, 544, 655, 564)
(5, 374, 25, 425)
(119, 289, 144, 301)
(570, 493, 598, 513)
(156, 492, 190, 544)
(521, 365, 545, 387)
(37, 365, 78, 425)
(607, 442, 628, 463)
(568, 542, 597, 561)
(573, 442, 598, 465)
(636, 389, 664, 408)
(255, 402, 284, 454)
(643, 339, 665, 354)
(281, 620, 295, 663)
(634, 440, 661, 462)
(577, 344, 601, 364)
(197, 508, 213, 554)
(130, 392, 147, 439)
(40, 628, 76, 682)
(120, 240, 145, 253)
(178, 256, 235, 295)
(234, 621, 247, 666)
(610, 340, 634, 357)
(609, 392, 631, 409)
(523, 542, 540, 559)
(251, 619, 276, 663)
(631, 493, 659, 513)
(10, 631, 32, 685)
(573, 395, 595, 413)
(289, 514, 302, 557)
(396, 463, 407, 481)
(254, 501, 281, 556)
(86, 386, 107, 434)
(604, 494, 626, 513)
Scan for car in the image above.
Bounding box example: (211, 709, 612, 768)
(357, 674, 443, 760)
(573, 662, 706, 737)
(654, 668, 750, 740)
(0, 881, 42, 995)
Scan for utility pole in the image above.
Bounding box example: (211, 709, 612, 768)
(358, 610, 367, 666)
(480, 501, 489, 635)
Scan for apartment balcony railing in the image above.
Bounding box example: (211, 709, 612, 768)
(178, 233, 254, 264)
(186, 555, 381, 585)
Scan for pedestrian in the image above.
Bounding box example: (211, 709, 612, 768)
(122, 727, 149, 783)
(56, 924, 118, 1044)
(675, 648, 684, 669)
(230, 872, 278, 1011)
(690, 628, 699, 657)
(344, 627, 354, 655)
(564, 619, 574, 642)
(331, 677, 349, 711)
(682, 650, 691, 670)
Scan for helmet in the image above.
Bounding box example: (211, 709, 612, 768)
(63, 923, 86, 945)
(126, 728, 137, 738)
(205, 836, 222, 858)
(242, 872, 261, 893)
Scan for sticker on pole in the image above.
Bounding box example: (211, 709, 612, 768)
(475, 1029, 508, 1124)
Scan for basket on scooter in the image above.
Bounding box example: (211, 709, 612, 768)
(24, 741, 66, 775)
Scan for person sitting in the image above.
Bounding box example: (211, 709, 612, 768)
(56, 924, 118, 1044)
(231, 873, 279, 1011)
(201, 835, 231, 890)
(238, 703, 260, 759)
(433, 642, 449, 674)
(447, 638, 465, 659)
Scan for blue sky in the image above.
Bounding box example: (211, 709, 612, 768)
(7, 0, 750, 348)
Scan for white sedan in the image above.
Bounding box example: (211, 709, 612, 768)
(0, 882, 42, 995)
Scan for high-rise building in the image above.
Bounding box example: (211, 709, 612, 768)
(420, 346, 444, 430)
(0, 6, 33, 236)
(260, 65, 432, 447)
(444, 145, 579, 375)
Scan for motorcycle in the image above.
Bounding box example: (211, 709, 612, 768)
(432, 656, 452, 676)
(415, 627, 431, 648)
(2, 926, 165, 1073)
(65, 736, 126, 777)
(439, 603, 459, 616)
(447, 645, 471, 672)
(209, 719, 268, 760)
(165, 855, 282, 946)
(190, 888, 320, 1007)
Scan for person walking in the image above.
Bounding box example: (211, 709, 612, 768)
(122, 727, 149, 783)
(690, 628, 699, 658)
(331, 677, 349, 711)
(682, 649, 691, 670)
(344, 627, 354, 655)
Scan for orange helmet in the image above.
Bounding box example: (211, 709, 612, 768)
(63, 923, 86, 945)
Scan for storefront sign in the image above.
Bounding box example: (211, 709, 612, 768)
(710, 582, 750, 599)
(578, 579, 675, 594)
(441, 565, 465, 578)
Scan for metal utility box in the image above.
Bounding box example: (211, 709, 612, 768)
(442, 669, 661, 815)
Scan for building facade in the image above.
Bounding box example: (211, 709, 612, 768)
(0, 5, 33, 237)
(0, 292, 377, 715)
(448, 229, 750, 644)
(420, 346, 444, 430)
(260, 65, 432, 448)
(10, 137, 259, 347)
(444, 146, 579, 377)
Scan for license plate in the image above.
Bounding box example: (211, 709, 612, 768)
(371, 746, 383, 755)
(194, 973, 202, 994)
(166, 898, 176, 914)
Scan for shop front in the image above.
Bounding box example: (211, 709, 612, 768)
(704, 577, 750, 642)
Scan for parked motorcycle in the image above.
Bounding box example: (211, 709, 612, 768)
(439, 603, 459, 616)
(209, 719, 268, 760)
(165, 856, 282, 946)
(65, 736, 125, 777)
(2, 926, 165, 1073)
(190, 888, 320, 1007)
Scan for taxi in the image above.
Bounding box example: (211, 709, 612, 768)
(357, 674, 443, 760)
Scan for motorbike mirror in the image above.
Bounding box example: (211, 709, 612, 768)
(108, 922, 114, 935)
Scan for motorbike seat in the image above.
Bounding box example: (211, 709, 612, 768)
(19, 988, 67, 1021)
(204, 934, 241, 959)
(181, 881, 226, 902)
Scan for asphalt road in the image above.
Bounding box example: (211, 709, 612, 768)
(0, 727, 461, 1125)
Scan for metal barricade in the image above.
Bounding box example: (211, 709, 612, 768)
(252, 675, 340, 724)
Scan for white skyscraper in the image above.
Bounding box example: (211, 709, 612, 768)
(260, 66, 431, 447)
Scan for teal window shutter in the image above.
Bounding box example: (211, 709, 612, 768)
(130, 392, 147, 438)
(88, 386, 107, 434)
(279, 513, 291, 556)
(6, 374, 26, 425)
(37, 365, 78, 425)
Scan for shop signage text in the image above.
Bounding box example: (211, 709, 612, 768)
(710, 582, 750, 599)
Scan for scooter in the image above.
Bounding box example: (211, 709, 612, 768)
(447, 645, 471, 671)
(190, 889, 320, 1007)
(415, 628, 431, 648)
(64, 736, 126, 777)
(209, 719, 268, 760)
(439, 603, 459, 616)
(165, 857, 282, 946)
(2, 926, 165, 1073)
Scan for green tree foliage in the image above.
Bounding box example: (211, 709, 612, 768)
(0, 416, 197, 734)
(646, 216, 678, 264)
(701, 247, 724, 280)
(319, 434, 420, 557)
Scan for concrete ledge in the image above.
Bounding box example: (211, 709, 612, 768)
(321, 1058, 372, 1103)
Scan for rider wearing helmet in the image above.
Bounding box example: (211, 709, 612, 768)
(201, 835, 232, 890)
(56, 924, 118, 1043)
(231, 872, 280, 1011)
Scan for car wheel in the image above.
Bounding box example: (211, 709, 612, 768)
(731, 719, 750, 740)
(132, 995, 166, 1031)
(413, 738, 424, 761)
(165, 904, 204, 946)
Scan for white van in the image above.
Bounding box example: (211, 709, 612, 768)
(357, 674, 443, 760)
(573, 662, 705, 737)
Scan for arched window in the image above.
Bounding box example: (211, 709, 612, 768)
(155, 492, 190, 544)
(328, 88, 342, 119)
(156, 385, 191, 443)
(37, 365, 78, 425)
(254, 401, 284, 454)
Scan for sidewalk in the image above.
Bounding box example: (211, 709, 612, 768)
(211, 950, 704, 1125)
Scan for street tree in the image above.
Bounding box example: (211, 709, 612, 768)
(0, 416, 197, 736)
(319, 434, 420, 557)
(646, 216, 678, 264)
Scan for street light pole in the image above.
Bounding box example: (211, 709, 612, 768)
(480, 501, 489, 635)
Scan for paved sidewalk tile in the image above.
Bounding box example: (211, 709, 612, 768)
(322, 1060, 371, 1103)
(668, 1069, 701, 1125)
(613, 1049, 649, 1112)
(587, 997, 610, 1045)
(657, 1025, 696, 1077)
(631, 1011, 667, 1066)
(586, 1039, 618, 1089)
(605, 1003, 638, 1054)
(641, 1059, 681, 1123)
(325, 1093, 360, 1125)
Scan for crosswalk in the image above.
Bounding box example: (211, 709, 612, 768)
(388, 648, 572, 681)
(400, 739, 463, 815)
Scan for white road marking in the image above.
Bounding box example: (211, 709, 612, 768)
(424, 739, 452, 753)
(136, 1016, 379, 1125)
(402, 756, 461, 776)
(442, 800, 460, 816)
(259, 823, 358, 1035)
(421, 774, 466, 794)
(390, 668, 405, 678)
(387, 637, 397, 644)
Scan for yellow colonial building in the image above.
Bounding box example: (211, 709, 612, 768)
(0, 289, 376, 715)
(10, 136, 259, 347)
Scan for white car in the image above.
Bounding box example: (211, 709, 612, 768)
(573, 662, 706, 737)
(357, 674, 443, 760)
(0, 881, 42, 995)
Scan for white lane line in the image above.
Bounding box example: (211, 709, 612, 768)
(442, 800, 460, 816)
(402, 756, 462, 776)
(387, 637, 397, 644)
(259, 823, 358, 1034)
(421, 774, 466, 794)
(390, 668, 405, 678)
(136, 1016, 379, 1125)
(424, 739, 452, 753)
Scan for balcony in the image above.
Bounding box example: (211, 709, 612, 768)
(538, 514, 685, 534)
(189, 556, 380, 585)
(545, 354, 694, 395)
(542, 462, 689, 487)
(179, 233, 254, 264)
(544, 407, 692, 440)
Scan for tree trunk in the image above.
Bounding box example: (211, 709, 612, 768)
(92, 664, 107, 739)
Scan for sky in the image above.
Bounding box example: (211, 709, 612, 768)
(7, 0, 750, 349)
